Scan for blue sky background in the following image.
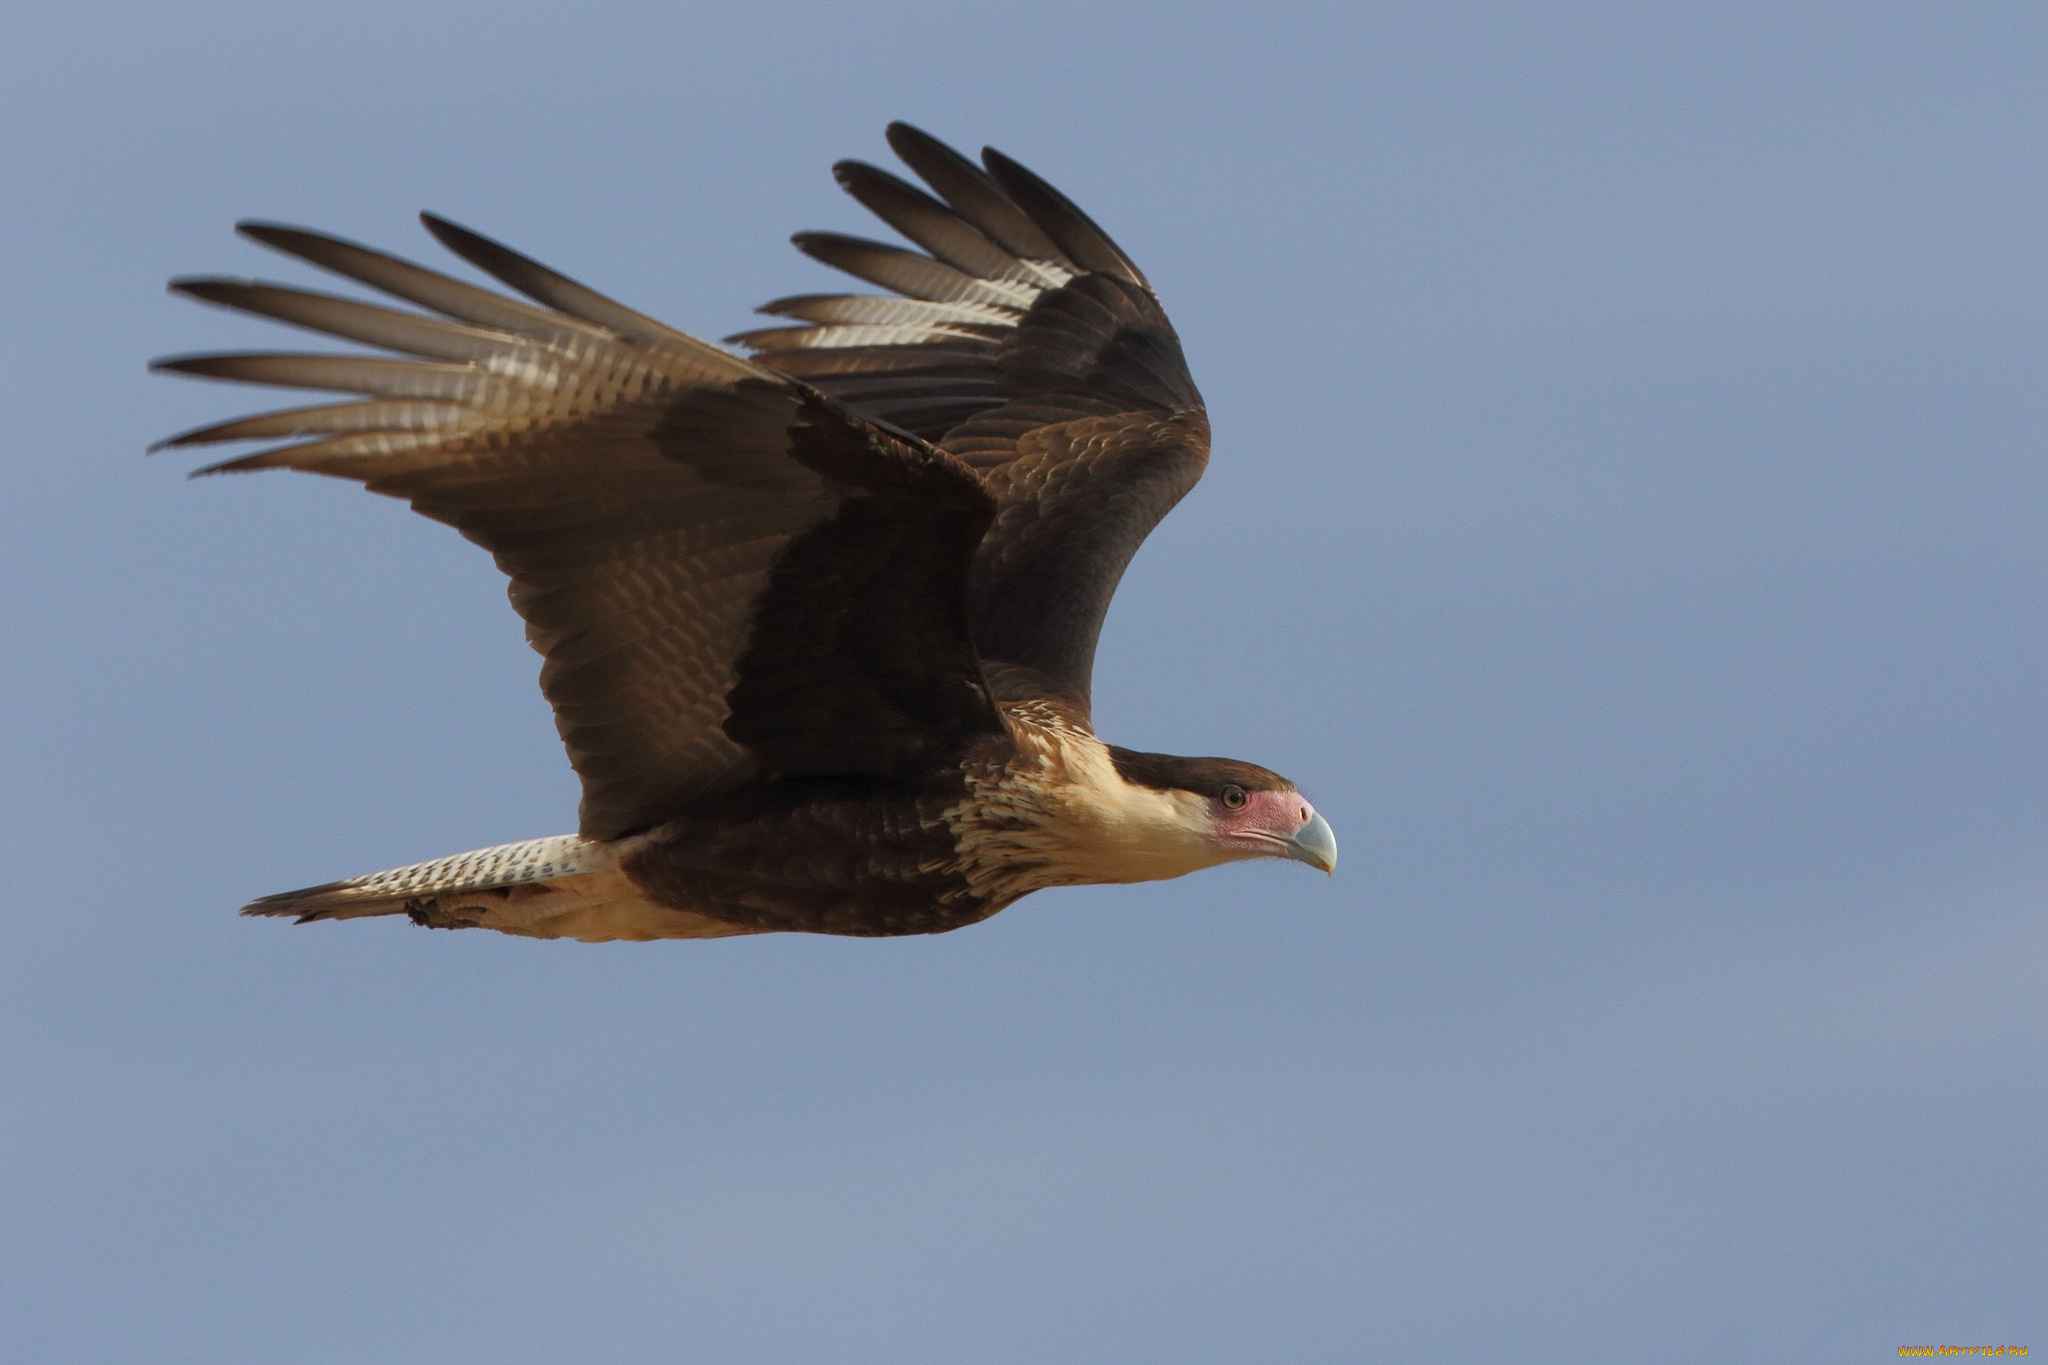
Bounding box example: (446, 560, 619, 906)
(2, 3, 2040, 1361)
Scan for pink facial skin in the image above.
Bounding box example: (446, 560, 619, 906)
(1212, 789, 1318, 857)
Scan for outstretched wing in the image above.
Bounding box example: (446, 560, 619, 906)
(156, 217, 1003, 841)
(733, 124, 1210, 710)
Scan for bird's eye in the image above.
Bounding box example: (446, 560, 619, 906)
(1219, 784, 1248, 810)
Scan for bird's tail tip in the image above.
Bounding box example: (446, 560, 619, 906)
(239, 833, 601, 925)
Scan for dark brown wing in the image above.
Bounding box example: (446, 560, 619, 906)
(733, 124, 1210, 709)
(155, 217, 1003, 841)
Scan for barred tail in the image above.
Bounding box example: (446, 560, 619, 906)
(243, 834, 604, 923)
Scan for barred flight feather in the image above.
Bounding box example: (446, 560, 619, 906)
(754, 294, 1023, 327)
(791, 233, 1040, 308)
(238, 222, 620, 346)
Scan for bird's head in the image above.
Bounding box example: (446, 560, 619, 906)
(1105, 748, 1338, 875)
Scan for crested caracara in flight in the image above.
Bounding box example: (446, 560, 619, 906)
(154, 123, 1338, 942)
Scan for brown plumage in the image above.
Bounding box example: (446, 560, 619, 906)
(155, 124, 1337, 942)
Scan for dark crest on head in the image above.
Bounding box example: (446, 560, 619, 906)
(1107, 748, 1295, 798)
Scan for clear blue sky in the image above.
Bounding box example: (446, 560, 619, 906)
(2, 3, 2040, 1361)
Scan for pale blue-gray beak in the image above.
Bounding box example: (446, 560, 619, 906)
(1283, 809, 1338, 874)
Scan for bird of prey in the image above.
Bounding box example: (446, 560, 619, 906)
(154, 123, 1337, 942)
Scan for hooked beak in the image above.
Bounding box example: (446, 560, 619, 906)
(1282, 808, 1338, 874)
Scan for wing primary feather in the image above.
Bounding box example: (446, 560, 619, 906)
(417, 213, 739, 367)
(791, 232, 1035, 307)
(187, 429, 446, 476)
(980, 147, 1149, 289)
(830, 160, 1033, 283)
(754, 294, 1021, 327)
(761, 344, 1001, 378)
(167, 278, 532, 362)
(726, 323, 1002, 353)
(884, 122, 1072, 268)
(151, 352, 494, 402)
(235, 221, 619, 347)
(154, 399, 470, 448)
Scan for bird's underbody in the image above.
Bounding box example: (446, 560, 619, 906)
(157, 123, 1337, 942)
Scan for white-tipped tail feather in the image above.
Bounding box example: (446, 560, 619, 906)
(242, 833, 753, 942)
